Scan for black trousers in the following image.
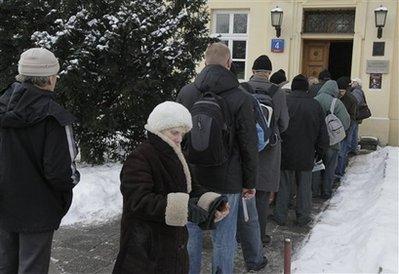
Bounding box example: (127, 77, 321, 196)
(275, 170, 313, 224)
(255, 190, 271, 241)
(0, 226, 53, 274)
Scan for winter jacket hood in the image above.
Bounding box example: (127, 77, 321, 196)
(317, 80, 339, 98)
(314, 80, 351, 149)
(194, 65, 239, 94)
(0, 82, 76, 129)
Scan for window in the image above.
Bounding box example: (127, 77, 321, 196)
(303, 10, 355, 33)
(213, 11, 248, 80)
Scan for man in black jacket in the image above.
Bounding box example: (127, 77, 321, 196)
(177, 42, 258, 274)
(0, 48, 80, 273)
(273, 75, 329, 226)
(335, 76, 358, 180)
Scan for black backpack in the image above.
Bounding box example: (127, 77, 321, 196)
(186, 91, 232, 167)
(240, 82, 279, 150)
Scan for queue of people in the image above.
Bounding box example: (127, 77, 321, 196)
(0, 44, 370, 274)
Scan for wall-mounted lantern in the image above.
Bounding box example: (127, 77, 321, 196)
(271, 6, 283, 38)
(374, 5, 388, 39)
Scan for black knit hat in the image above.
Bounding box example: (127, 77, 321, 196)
(270, 69, 287, 85)
(318, 69, 331, 81)
(291, 74, 309, 91)
(336, 76, 351, 90)
(252, 55, 272, 71)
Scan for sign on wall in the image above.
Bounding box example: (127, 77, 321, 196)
(271, 39, 284, 53)
(372, 42, 385, 56)
(366, 60, 389, 74)
(369, 73, 382, 90)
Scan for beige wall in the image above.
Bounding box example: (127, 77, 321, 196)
(357, 1, 398, 145)
(387, 1, 399, 146)
(207, 0, 399, 146)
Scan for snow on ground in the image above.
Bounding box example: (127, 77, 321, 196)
(61, 163, 122, 226)
(293, 147, 398, 273)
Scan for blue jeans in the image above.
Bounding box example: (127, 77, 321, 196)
(237, 196, 264, 270)
(187, 193, 240, 274)
(312, 147, 339, 197)
(350, 122, 359, 152)
(322, 148, 339, 197)
(336, 121, 356, 177)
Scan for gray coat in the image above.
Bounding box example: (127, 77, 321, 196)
(247, 75, 289, 192)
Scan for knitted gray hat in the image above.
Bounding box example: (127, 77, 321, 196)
(18, 48, 60, 77)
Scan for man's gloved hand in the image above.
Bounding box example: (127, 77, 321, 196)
(188, 198, 209, 225)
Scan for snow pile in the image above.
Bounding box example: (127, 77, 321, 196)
(293, 147, 398, 273)
(61, 163, 123, 226)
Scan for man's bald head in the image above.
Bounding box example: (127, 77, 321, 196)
(205, 42, 232, 69)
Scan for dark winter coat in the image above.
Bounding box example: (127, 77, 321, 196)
(0, 82, 79, 232)
(308, 82, 325, 97)
(340, 92, 358, 122)
(246, 75, 289, 192)
(281, 90, 329, 171)
(177, 65, 258, 193)
(350, 86, 366, 106)
(113, 132, 202, 274)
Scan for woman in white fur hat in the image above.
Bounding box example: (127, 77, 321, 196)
(113, 101, 229, 274)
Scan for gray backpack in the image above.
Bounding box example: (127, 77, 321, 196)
(325, 98, 346, 145)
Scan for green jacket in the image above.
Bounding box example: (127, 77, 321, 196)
(315, 80, 350, 149)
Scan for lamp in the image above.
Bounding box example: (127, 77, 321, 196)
(271, 6, 283, 38)
(374, 5, 388, 39)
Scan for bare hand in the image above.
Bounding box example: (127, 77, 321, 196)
(242, 188, 256, 199)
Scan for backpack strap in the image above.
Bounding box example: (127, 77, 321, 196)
(330, 98, 337, 114)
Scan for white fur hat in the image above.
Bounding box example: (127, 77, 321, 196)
(18, 48, 60, 77)
(351, 77, 362, 86)
(144, 101, 192, 134)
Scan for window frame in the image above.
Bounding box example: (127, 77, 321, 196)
(302, 9, 356, 34)
(212, 10, 249, 80)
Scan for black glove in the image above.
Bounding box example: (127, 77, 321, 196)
(198, 195, 228, 230)
(188, 198, 209, 225)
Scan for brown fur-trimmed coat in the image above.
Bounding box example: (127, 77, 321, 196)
(113, 132, 204, 274)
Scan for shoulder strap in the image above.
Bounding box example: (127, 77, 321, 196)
(330, 98, 337, 114)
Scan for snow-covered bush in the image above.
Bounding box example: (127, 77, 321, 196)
(0, 0, 210, 163)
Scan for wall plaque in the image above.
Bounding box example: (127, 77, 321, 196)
(366, 60, 389, 74)
(372, 42, 385, 56)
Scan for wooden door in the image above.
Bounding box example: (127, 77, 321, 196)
(302, 41, 330, 78)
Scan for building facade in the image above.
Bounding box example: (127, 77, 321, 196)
(205, 0, 399, 146)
